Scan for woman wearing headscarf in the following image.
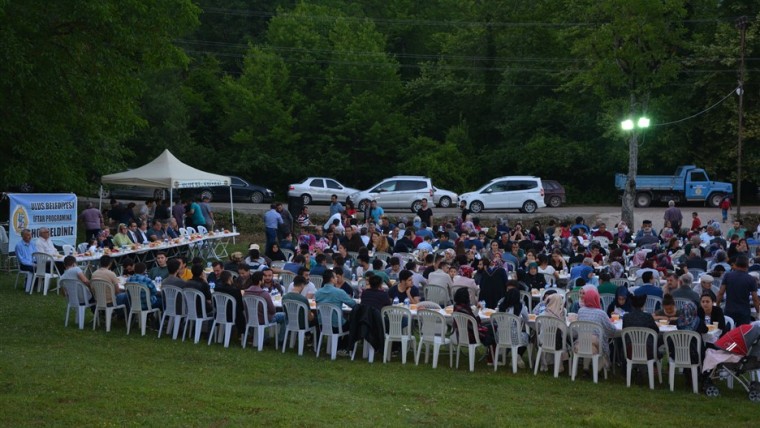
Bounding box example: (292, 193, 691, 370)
(453, 264, 479, 304)
(542, 293, 566, 320)
(497, 287, 530, 367)
(522, 262, 547, 291)
(606, 286, 632, 317)
(452, 288, 495, 362)
(478, 254, 509, 309)
(568, 283, 593, 314)
(577, 287, 617, 365)
(609, 261, 625, 280)
(632, 249, 649, 267)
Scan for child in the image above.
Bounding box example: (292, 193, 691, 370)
(719, 197, 731, 223)
(690, 212, 701, 231)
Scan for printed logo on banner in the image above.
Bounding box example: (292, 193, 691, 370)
(12, 205, 29, 234)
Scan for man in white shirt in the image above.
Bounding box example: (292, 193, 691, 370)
(35, 227, 59, 256)
(427, 260, 453, 293)
(286, 267, 317, 298)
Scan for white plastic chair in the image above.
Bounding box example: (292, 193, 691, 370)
(519, 290, 533, 313)
(542, 273, 555, 286)
(281, 300, 316, 356)
(643, 295, 662, 314)
(178, 227, 189, 237)
(534, 315, 568, 378)
(610, 278, 630, 288)
(208, 293, 236, 348)
(15, 268, 33, 292)
(415, 309, 451, 369)
(242, 295, 279, 351)
(158, 285, 185, 340)
(673, 298, 692, 312)
(311, 276, 324, 289)
(724, 315, 735, 331)
(62, 279, 94, 330)
(196, 225, 208, 235)
(316, 303, 349, 360)
(279, 272, 295, 288)
(569, 321, 608, 383)
(492, 313, 531, 373)
(61, 244, 76, 256)
(450, 312, 486, 372)
(621, 327, 662, 390)
(77, 243, 89, 254)
(182, 288, 213, 344)
(282, 249, 294, 262)
(373, 251, 391, 263)
(424, 284, 451, 307)
(600, 293, 615, 310)
(125, 283, 161, 336)
(91, 280, 127, 332)
(32, 252, 60, 295)
(451, 285, 479, 304)
(186, 227, 197, 235)
(382, 306, 417, 364)
(664, 330, 702, 394)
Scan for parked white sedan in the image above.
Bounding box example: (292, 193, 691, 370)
(433, 187, 457, 208)
(288, 177, 358, 205)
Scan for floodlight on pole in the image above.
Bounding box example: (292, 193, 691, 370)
(637, 117, 650, 128)
(621, 119, 634, 130)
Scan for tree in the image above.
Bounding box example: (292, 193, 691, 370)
(559, 0, 689, 225)
(0, 1, 199, 193)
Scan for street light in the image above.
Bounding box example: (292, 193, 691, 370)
(620, 116, 650, 227)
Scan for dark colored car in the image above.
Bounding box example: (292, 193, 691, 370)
(542, 179, 566, 208)
(104, 186, 165, 201)
(195, 176, 274, 204)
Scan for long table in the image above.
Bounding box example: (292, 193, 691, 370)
(55, 232, 239, 273)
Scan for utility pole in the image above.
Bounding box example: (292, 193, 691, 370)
(736, 16, 748, 218)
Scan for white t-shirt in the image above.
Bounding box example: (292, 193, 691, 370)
(286, 282, 317, 297)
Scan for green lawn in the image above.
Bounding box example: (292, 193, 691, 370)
(0, 273, 755, 427)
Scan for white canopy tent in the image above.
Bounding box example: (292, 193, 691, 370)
(100, 149, 235, 231)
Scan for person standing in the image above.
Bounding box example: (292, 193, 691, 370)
(79, 202, 103, 241)
(717, 255, 760, 326)
(263, 204, 283, 250)
(276, 203, 293, 241)
(719, 196, 731, 223)
(329, 194, 344, 217)
(172, 199, 185, 230)
(416, 198, 433, 229)
(369, 200, 384, 224)
(663, 200, 683, 234)
(186, 198, 206, 230)
(199, 196, 214, 231)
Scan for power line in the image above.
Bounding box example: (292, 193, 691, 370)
(653, 87, 738, 127)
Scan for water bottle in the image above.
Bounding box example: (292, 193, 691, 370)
(207, 261, 212, 269)
(209, 281, 215, 290)
(271, 289, 279, 297)
(705, 315, 711, 325)
(393, 297, 399, 306)
(352, 273, 357, 282)
(404, 298, 410, 308)
(479, 300, 486, 309)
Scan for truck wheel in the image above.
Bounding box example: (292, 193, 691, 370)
(635, 193, 651, 208)
(708, 193, 724, 208)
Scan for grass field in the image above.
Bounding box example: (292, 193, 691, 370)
(0, 273, 756, 427)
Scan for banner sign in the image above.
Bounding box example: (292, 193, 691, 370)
(9, 193, 78, 251)
(173, 179, 229, 189)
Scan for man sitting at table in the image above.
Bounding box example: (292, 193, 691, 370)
(633, 271, 663, 299)
(309, 253, 328, 278)
(622, 294, 660, 358)
(282, 254, 305, 275)
(127, 262, 163, 310)
(388, 270, 420, 304)
(165, 217, 180, 239)
(91, 255, 128, 307)
(135, 221, 150, 244)
(185, 264, 212, 313)
(244, 271, 284, 326)
(261, 267, 285, 295)
(35, 227, 58, 256)
(148, 252, 169, 279)
(162, 258, 186, 289)
(286, 266, 316, 298)
(634, 220, 659, 247)
(206, 261, 224, 286)
(147, 219, 166, 242)
(235, 263, 252, 289)
(671, 273, 700, 306)
(60, 255, 91, 299)
(367, 258, 391, 287)
(14, 229, 36, 291)
(280, 275, 316, 341)
(333, 266, 355, 297)
(692, 274, 719, 296)
(315, 270, 357, 357)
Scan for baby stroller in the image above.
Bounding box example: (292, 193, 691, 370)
(702, 322, 760, 401)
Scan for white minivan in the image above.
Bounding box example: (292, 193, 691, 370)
(350, 176, 434, 212)
(458, 176, 545, 213)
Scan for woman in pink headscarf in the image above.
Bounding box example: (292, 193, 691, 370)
(577, 287, 617, 364)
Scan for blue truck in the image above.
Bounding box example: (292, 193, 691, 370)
(614, 165, 733, 208)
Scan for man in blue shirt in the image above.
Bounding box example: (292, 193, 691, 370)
(569, 257, 594, 282)
(369, 200, 384, 224)
(329, 194, 344, 217)
(315, 270, 356, 329)
(263, 204, 283, 250)
(633, 271, 663, 299)
(15, 229, 36, 291)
